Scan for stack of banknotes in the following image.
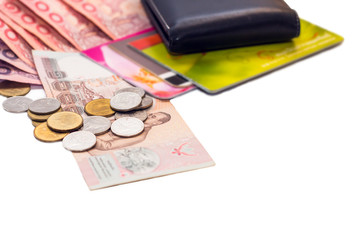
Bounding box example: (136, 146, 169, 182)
(0, 0, 215, 190)
(0, 0, 152, 84)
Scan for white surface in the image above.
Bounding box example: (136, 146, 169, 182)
(1, 1, 359, 239)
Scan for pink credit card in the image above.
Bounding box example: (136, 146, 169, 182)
(82, 30, 195, 99)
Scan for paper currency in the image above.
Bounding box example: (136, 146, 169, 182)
(0, 60, 41, 85)
(0, 16, 34, 67)
(20, 0, 110, 50)
(0, 0, 76, 52)
(0, 11, 49, 51)
(0, 39, 36, 74)
(63, 0, 152, 40)
(33, 51, 214, 190)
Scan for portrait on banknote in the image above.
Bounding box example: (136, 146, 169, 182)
(91, 111, 171, 152)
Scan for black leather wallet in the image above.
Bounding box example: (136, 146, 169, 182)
(141, 0, 300, 54)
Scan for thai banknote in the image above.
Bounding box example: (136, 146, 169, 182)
(0, 39, 37, 74)
(0, 16, 34, 67)
(63, 0, 152, 40)
(33, 51, 214, 190)
(0, 0, 76, 52)
(20, 0, 111, 50)
(0, 11, 49, 51)
(0, 60, 41, 85)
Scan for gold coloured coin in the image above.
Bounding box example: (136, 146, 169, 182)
(27, 108, 62, 121)
(47, 111, 83, 133)
(34, 122, 68, 142)
(85, 99, 115, 117)
(32, 121, 43, 127)
(0, 80, 31, 97)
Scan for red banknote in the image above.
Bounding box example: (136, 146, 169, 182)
(0, 0, 76, 52)
(20, 0, 111, 50)
(0, 11, 49, 51)
(63, 0, 152, 40)
(0, 16, 34, 67)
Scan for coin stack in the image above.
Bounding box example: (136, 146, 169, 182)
(1, 82, 154, 152)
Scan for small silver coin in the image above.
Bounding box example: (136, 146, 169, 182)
(114, 147, 160, 174)
(82, 116, 111, 135)
(115, 87, 145, 98)
(2, 96, 33, 113)
(29, 98, 61, 115)
(62, 131, 97, 152)
(134, 96, 153, 110)
(110, 92, 142, 112)
(115, 110, 148, 122)
(111, 117, 144, 137)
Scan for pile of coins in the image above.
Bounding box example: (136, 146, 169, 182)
(1, 80, 154, 152)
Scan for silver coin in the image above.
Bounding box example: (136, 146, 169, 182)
(115, 110, 148, 122)
(134, 96, 153, 110)
(111, 117, 144, 137)
(110, 92, 142, 112)
(2, 96, 33, 113)
(29, 98, 61, 114)
(114, 147, 160, 174)
(115, 87, 145, 98)
(82, 116, 111, 135)
(62, 131, 97, 152)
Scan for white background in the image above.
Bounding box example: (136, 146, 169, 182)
(1, 1, 359, 239)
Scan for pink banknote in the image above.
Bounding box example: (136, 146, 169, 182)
(0, 60, 41, 85)
(0, 39, 36, 74)
(63, 0, 152, 40)
(0, 10, 49, 51)
(33, 51, 214, 190)
(20, 0, 111, 50)
(0, 16, 34, 67)
(0, 0, 76, 52)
